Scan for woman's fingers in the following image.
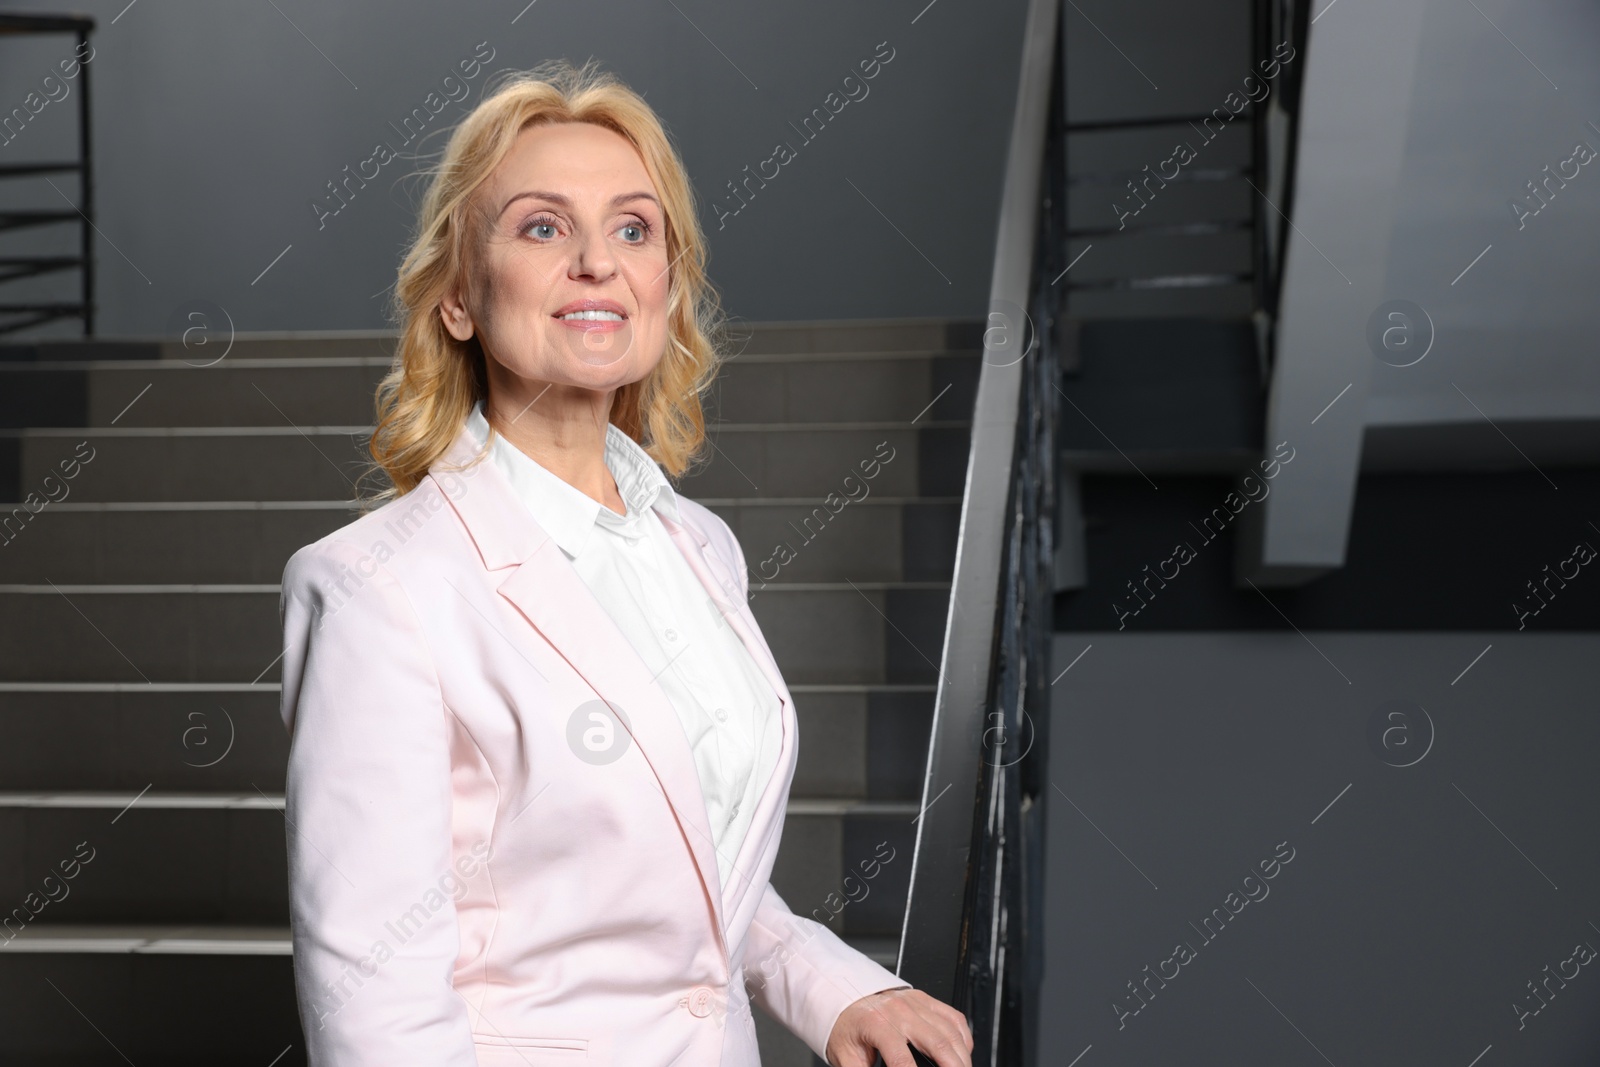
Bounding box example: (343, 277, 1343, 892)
(847, 989, 974, 1067)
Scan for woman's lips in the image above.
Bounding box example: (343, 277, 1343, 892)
(554, 305, 628, 333)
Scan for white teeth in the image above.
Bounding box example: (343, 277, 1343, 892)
(560, 309, 624, 321)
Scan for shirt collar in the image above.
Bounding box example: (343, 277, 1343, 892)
(465, 400, 680, 559)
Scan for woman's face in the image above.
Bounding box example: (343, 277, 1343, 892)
(442, 120, 671, 398)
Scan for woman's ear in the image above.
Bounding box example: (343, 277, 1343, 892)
(439, 289, 475, 341)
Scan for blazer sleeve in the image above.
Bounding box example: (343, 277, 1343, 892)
(278, 538, 478, 1066)
(746, 883, 913, 1061)
(706, 512, 914, 1058)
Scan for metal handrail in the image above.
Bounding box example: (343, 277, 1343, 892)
(894, 0, 1061, 1062)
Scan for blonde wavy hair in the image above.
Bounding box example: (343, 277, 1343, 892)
(361, 58, 727, 504)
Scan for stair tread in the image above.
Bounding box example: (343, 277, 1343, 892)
(0, 680, 936, 692)
(3, 419, 971, 435)
(0, 580, 954, 593)
(19, 496, 964, 510)
(4, 922, 901, 961)
(0, 349, 982, 372)
(3, 924, 292, 955)
(0, 790, 922, 817)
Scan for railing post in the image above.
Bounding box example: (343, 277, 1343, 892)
(77, 23, 95, 336)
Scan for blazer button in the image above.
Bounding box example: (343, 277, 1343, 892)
(687, 986, 715, 1017)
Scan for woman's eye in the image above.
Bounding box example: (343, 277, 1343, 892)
(619, 222, 647, 243)
(527, 221, 558, 240)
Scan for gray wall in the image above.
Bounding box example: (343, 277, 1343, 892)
(1271, 0, 1600, 433)
(0, 0, 1029, 335)
(1040, 631, 1600, 1065)
(1369, 0, 1600, 427)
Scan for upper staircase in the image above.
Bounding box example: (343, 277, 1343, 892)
(1051, 0, 1309, 491)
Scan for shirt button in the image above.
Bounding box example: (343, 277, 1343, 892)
(714, 707, 728, 722)
(664, 628, 678, 642)
(730, 803, 740, 818)
(687, 986, 715, 1017)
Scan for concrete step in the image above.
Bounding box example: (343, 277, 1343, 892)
(0, 351, 979, 429)
(0, 792, 919, 817)
(2, 924, 291, 954)
(1, 921, 898, 966)
(1065, 282, 1254, 320)
(0, 925, 895, 1066)
(0, 318, 979, 365)
(0, 332, 395, 365)
(0, 944, 301, 1065)
(0, 580, 951, 685)
(0, 798, 914, 937)
(0, 498, 962, 584)
(0, 502, 357, 583)
(0, 582, 951, 684)
(728, 318, 980, 355)
(0, 683, 933, 800)
(712, 351, 978, 425)
(723, 497, 962, 586)
(1059, 317, 1263, 454)
(2, 423, 969, 503)
(0, 802, 286, 924)
(0, 686, 287, 793)
(0, 585, 281, 684)
(769, 805, 916, 940)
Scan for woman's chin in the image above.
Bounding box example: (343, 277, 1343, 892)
(554, 320, 637, 370)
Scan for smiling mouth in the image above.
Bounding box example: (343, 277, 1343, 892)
(557, 310, 626, 321)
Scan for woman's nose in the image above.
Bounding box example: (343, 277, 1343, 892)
(569, 226, 617, 281)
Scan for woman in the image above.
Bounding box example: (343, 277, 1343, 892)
(278, 59, 973, 1067)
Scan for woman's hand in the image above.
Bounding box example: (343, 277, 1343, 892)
(824, 987, 974, 1067)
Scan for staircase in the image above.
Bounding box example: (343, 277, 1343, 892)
(1049, 0, 1310, 592)
(0, 319, 978, 1066)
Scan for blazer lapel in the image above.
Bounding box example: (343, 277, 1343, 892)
(655, 509, 798, 917)
(429, 425, 731, 954)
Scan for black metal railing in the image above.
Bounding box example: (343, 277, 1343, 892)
(0, 13, 96, 336)
(893, 0, 1061, 1063)
(1253, 0, 1313, 368)
(895, 2, 1317, 1063)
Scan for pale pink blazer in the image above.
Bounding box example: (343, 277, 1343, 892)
(278, 422, 909, 1067)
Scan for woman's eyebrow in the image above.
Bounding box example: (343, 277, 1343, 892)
(501, 190, 660, 215)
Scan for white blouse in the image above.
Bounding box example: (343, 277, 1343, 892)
(465, 401, 782, 892)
